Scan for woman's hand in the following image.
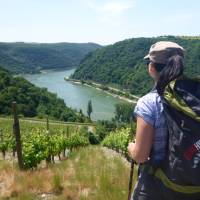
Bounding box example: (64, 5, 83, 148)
(128, 142, 136, 159)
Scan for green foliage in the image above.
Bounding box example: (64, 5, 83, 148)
(114, 102, 135, 123)
(66, 134, 89, 149)
(0, 67, 87, 122)
(72, 36, 200, 95)
(22, 129, 48, 168)
(0, 42, 101, 73)
(22, 130, 89, 169)
(87, 100, 93, 119)
(0, 118, 90, 169)
(102, 128, 132, 155)
(88, 131, 100, 144)
(95, 120, 117, 141)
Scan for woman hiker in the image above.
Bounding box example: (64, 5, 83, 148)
(127, 41, 186, 200)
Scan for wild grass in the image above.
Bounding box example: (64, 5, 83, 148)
(0, 146, 137, 200)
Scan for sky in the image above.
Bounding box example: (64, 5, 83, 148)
(0, 0, 200, 45)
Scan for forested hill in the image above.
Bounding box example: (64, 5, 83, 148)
(0, 42, 101, 74)
(71, 36, 200, 96)
(0, 67, 86, 122)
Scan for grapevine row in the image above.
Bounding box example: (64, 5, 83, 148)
(101, 128, 132, 158)
(0, 123, 89, 169)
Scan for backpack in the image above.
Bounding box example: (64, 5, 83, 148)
(155, 76, 200, 194)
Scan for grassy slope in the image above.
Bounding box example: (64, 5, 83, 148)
(0, 146, 137, 200)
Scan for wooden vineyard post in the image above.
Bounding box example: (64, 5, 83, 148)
(46, 115, 51, 165)
(0, 128, 3, 141)
(0, 128, 6, 159)
(12, 102, 24, 170)
(46, 115, 49, 132)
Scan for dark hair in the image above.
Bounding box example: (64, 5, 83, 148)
(153, 63, 166, 72)
(155, 55, 184, 95)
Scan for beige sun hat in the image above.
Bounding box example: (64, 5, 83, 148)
(144, 41, 185, 65)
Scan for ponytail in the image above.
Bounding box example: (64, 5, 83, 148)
(156, 55, 184, 95)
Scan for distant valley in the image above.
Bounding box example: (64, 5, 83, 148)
(2, 36, 200, 96)
(0, 42, 101, 74)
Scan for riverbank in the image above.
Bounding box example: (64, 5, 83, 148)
(64, 78, 139, 104)
(39, 67, 76, 74)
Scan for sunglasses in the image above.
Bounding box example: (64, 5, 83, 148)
(145, 59, 151, 66)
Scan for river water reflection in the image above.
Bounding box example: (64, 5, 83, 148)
(23, 69, 126, 121)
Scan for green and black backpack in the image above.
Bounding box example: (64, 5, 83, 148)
(154, 76, 200, 194)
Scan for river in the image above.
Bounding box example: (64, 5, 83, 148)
(23, 68, 125, 121)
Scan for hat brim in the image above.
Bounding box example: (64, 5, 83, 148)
(143, 54, 150, 60)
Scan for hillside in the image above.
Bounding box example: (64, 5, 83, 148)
(0, 67, 86, 122)
(0, 42, 101, 74)
(0, 146, 132, 200)
(71, 36, 200, 95)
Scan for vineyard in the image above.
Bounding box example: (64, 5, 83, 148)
(0, 117, 92, 169)
(0, 116, 136, 169)
(102, 128, 130, 156)
(0, 116, 139, 199)
(101, 125, 136, 159)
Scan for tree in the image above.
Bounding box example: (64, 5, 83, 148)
(114, 102, 134, 123)
(87, 100, 93, 119)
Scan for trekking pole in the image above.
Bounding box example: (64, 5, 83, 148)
(127, 116, 135, 200)
(128, 159, 135, 200)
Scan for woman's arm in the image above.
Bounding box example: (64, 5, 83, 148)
(128, 116, 154, 163)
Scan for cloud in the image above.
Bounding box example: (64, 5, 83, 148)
(82, 0, 135, 25)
